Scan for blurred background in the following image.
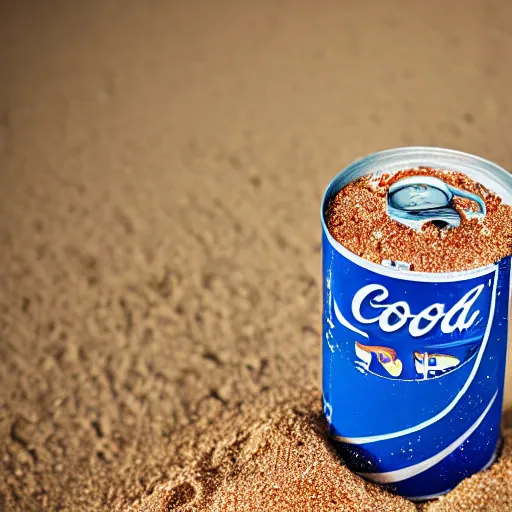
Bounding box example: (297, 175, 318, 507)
(1, 0, 512, 510)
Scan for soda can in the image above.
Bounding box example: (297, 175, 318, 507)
(321, 147, 512, 500)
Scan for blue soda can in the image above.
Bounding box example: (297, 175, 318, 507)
(321, 147, 512, 500)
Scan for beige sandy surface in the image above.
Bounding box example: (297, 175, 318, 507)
(1, 1, 512, 511)
(130, 390, 418, 512)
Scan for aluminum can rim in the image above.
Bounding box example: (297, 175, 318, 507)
(321, 146, 512, 280)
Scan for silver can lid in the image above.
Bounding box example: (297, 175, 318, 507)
(387, 176, 486, 231)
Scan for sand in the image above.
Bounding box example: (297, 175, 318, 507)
(130, 390, 416, 512)
(326, 168, 512, 272)
(1, 1, 512, 511)
(130, 391, 511, 512)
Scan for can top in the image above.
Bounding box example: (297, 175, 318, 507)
(321, 147, 512, 280)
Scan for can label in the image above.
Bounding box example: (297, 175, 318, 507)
(322, 232, 511, 499)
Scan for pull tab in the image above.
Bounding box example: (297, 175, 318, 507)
(387, 176, 486, 231)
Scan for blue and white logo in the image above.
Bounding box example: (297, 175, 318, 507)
(333, 281, 492, 381)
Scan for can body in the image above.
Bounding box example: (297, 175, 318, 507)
(506, 315, 512, 412)
(321, 147, 512, 500)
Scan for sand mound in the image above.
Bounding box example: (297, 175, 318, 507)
(131, 391, 512, 512)
(132, 391, 414, 512)
(128, 392, 405, 512)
